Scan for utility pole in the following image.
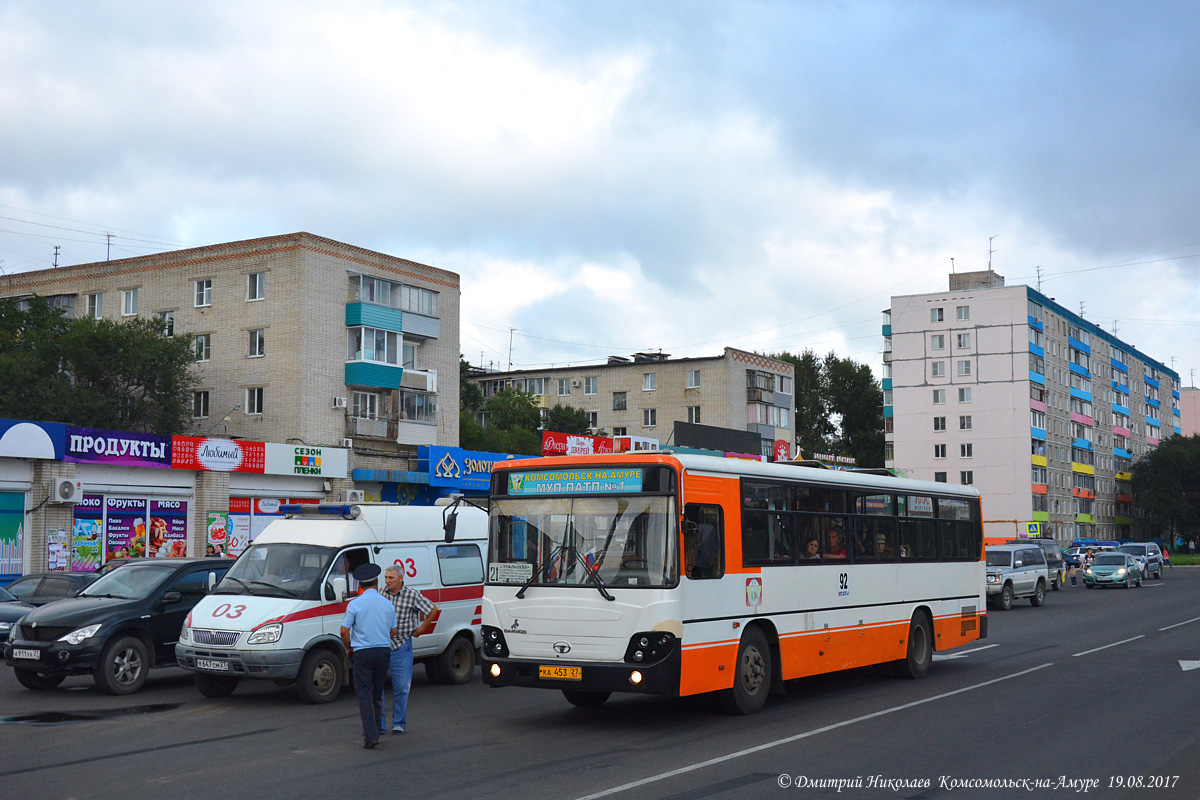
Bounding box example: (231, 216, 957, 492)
(53, 245, 60, 268)
(105, 232, 113, 261)
(507, 328, 514, 371)
(988, 235, 998, 270)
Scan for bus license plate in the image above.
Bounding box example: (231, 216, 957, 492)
(539, 665, 581, 681)
(12, 648, 40, 661)
(196, 659, 230, 672)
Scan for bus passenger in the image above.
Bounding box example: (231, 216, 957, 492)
(873, 534, 895, 559)
(802, 539, 821, 560)
(824, 526, 846, 558)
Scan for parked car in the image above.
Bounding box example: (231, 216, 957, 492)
(1007, 537, 1066, 590)
(1117, 542, 1163, 580)
(1083, 552, 1142, 589)
(0, 584, 35, 644)
(4, 559, 230, 694)
(4, 572, 99, 606)
(986, 544, 1050, 610)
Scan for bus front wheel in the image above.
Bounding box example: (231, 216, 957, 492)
(721, 628, 772, 715)
(891, 613, 932, 680)
(563, 690, 610, 708)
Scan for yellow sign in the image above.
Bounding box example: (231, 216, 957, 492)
(539, 665, 582, 680)
(1026, 522, 1042, 537)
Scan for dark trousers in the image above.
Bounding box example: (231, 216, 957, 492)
(352, 647, 390, 743)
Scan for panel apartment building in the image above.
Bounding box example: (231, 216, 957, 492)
(473, 347, 795, 458)
(0, 232, 460, 467)
(883, 270, 1180, 543)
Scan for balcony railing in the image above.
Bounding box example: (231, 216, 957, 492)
(345, 415, 398, 440)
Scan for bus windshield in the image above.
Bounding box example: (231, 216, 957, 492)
(489, 495, 678, 589)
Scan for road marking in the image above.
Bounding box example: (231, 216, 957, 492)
(1072, 635, 1145, 657)
(1179, 660, 1200, 672)
(1160, 615, 1200, 631)
(570, 663, 1055, 800)
(932, 644, 998, 661)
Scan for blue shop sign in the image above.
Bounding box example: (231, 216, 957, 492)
(418, 446, 516, 492)
(0, 418, 66, 460)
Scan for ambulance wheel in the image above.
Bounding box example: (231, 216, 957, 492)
(426, 635, 475, 685)
(195, 672, 239, 698)
(720, 627, 772, 715)
(296, 648, 343, 704)
(563, 690, 610, 708)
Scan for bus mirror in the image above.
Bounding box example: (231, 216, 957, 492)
(444, 510, 458, 543)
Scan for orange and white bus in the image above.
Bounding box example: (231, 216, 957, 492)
(478, 452, 986, 713)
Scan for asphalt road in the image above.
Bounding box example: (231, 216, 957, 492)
(2, 569, 1199, 800)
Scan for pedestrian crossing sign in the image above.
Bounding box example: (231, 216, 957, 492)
(1026, 522, 1041, 537)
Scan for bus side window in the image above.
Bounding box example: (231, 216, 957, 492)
(685, 504, 724, 579)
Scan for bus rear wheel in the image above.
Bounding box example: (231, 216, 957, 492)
(563, 690, 610, 708)
(721, 628, 772, 715)
(891, 613, 932, 680)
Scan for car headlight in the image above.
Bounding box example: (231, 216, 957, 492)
(1086, 568, 1093, 574)
(247, 623, 282, 645)
(0, 622, 11, 634)
(58, 624, 102, 645)
(1117, 568, 1126, 575)
(986, 574, 1000, 583)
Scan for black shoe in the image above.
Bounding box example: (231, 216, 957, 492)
(364, 739, 378, 749)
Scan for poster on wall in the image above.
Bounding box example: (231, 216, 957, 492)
(172, 436, 265, 473)
(226, 498, 253, 556)
(72, 494, 104, 571)
(206, 512, 232, 557)
(47, 529, 69, 571)
(0, 491, 24, 578)
(149, 500, 188, 558)
(105, 497, 147, 560)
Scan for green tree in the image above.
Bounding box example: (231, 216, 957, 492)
(459, 357, 483, 412)
(772, 350, 833, 457)
(1131, 434, 1200, 540)
(824, 352, 884, 467)
(543, 404, 605, 436)
(459, 386, 542, 456)
(0, 297, 196, 434)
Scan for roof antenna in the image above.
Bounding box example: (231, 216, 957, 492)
(1034, 265, 1043, 292)
(988, 235, 998, 270)
(950, 257, 956, 274)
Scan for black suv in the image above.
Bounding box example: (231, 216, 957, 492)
(3, 559, 229, 695)
(1006, 538, 1066, 591)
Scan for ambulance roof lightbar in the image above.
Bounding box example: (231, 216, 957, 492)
(281, 504, 361, 519)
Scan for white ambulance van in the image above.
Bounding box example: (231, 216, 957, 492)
(176, 502, 487, 703)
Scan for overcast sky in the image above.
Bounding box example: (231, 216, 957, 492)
(3, 1, 1199, 381)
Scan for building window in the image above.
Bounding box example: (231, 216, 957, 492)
(588, 411, 598, 429)
(1031, 409, 1046, 428)
(931, 361, 945, 378)
(882, 389, 893, 405)
(398, 284, 438, 316)
(347, 327, 400, 365)
(400, 389, 438, 424)
(959, 387, 972, 403)
(558, 378, 571, 396)
(613, 427, 627, 437)
(687, 369, 701, 389)
(643, 408, 657, 427)
(584, 376, 598, 395)
(934, 444, 946, 458)
(957, 305, 970, 321)
(959, 415, 972, 431)
(960, 443, 973, 458)
(957, 332, 971, 348)
(957, 360, 972, 376)
(960, 471, 974, 485)
(931, 308, 944, 323)
(247, 272, 266, 301)
(402, 342, 416, 370)
(193, 391, 210, 419)
(246, 387, 264, 415)
(643, 373, 657, 391)
(157, 311, 174, 337)
(684, 405, 701, 424)
(613, 392, 627, 411)
(353, 391, 379, 418)
(933, 416, 946, 431)
(121, 288, 138, 317)
(935, 472, 948, 483)
(248, 328, 265, 358)
(884, 417, 894, 433)
(931, 334, 945, 350)
(884, 442, 894, 461)
(195, 334, 211, 362)
(87, 293, 103, 319)
(195, 279, 212, 308)
(933, 389, 946, 405)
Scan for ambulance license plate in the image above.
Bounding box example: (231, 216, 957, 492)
(12, 648, 40, 661)
(539, 665, 581, 680)
(196, 658, 230, 672)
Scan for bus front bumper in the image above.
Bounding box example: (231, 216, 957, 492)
(482, 653, 680, 695)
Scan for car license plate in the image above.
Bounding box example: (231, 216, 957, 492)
(12, 648, 40, 661)
(539, 665, 581, 680)
(196, 658, 230, 672)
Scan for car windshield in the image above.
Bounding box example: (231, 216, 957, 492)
(80, 563, 176, 599)
(217, 543, 337, 598)
(986, 551, 1012, 567)
(489, 495, 678, 589)
(0, 584, 16, 602)
(1118, 545, 1145, 555)
(1094, 554, 1126, 566)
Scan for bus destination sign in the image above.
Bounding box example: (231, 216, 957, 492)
(508, 468, 644, 495)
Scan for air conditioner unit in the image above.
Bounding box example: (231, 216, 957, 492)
(339, 438, 354, 449)
(346, 489, 366, 503)
(572, 380, 581, 387)
(53, 479, 82, 504)
(332, 396, 348, 409)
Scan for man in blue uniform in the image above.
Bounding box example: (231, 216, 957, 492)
(340, 563, 397, 749)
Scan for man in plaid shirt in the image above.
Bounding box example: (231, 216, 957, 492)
(379, 565, 439, 734)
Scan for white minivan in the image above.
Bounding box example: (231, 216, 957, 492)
(176, 502, 487, 703)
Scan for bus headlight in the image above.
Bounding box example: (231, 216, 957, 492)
(624, 631, 676, 665)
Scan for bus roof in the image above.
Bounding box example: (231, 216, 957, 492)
(253, 504, 488, 548)
(491, 452, 981, 499)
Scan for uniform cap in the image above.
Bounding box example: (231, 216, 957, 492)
(353, 563, 382, 582)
